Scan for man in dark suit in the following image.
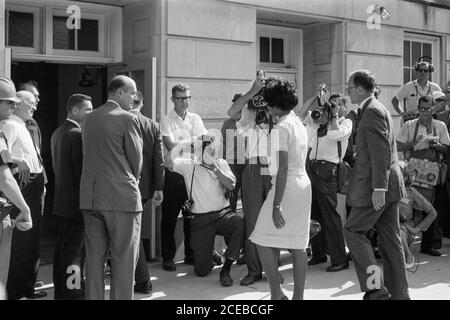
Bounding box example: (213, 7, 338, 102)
(80, 75, 143, 300)
(129, 92, 164, 294)
(344, 69, 410, 300)
(51, 94, 93, 299)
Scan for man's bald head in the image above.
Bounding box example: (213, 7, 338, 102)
(107, 75, 137, 110)
(14, 90, 37, 120)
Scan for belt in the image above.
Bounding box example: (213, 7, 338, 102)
(308, 159, 337, 166)
(191, 206, 231, 218)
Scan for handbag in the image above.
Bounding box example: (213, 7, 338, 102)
(310, 219, 321, 240)
(337, 141, 351, 194)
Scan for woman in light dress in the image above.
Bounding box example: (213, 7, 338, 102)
(250, 79, 311, 300)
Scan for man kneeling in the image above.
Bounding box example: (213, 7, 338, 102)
(171, 135, 244, 286)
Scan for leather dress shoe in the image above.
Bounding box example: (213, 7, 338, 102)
(363, 287, 391, 300)
(162, 259, 177, 271)
(34, 281, 44, 288)
(308, 257, 327, 266)
(134, 280, 152, 294)
(219, 270, 233, 287)
(184, 256, 195, 265)
(326, 262, 349, 272)
(25, 290, 47, 299)
(236, 253, 246, 265)
(240, 274, 263, 286)
(421, 248, 442, 257)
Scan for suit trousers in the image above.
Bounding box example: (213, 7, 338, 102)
(83, 210, 141, 300)
(161, 169, 192, 261)
(344, 201, 410, 300)
(135, 199, 150, 285)
(241, 163, 272, 277)
(7, 173, 45, 300)
(190, 211, 244, 276)
(0, 218, 12, 300)
(307, 160, 347, 265)
(53, 217, 85, 300)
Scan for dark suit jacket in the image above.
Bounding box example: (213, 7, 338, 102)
(347, 97, 406, 208)
(51, 120, 83, 220)
(80, 101, 143, 212)
(25, 117, 47, 184)
(132, 110, 164, 200)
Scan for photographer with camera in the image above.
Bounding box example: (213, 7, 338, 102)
(397, 95, 450, 257)
(300, 84, 353, 272)
(171, 135, 244, 287)
(392, 58, 441, 123)
(227, 72, 277, 286)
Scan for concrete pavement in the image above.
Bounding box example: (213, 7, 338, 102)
(32, 237, 450, 300)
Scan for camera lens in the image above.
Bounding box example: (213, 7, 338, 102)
(311, 109, 323, 120)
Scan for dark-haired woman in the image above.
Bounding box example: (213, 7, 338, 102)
(250, 79, 311, 300)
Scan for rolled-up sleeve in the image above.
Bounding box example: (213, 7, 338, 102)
(327, 118, 353, 141)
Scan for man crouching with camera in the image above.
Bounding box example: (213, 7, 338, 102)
(300, 84, 353, 272)
(171, 135, 245, 286)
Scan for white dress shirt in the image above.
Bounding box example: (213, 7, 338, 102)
(0, 114, 42, 173)
(160, 109, 207, 170)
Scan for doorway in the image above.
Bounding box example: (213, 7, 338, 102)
(11, 61, 107, 263)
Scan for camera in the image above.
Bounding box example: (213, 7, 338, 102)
(248, 71, 272, 125)
(311, 102, 334, 124)
(181, 198, 195, 219)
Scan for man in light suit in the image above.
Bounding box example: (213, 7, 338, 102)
(51, 94, 93, 299)
(344, 70, 410, 300)
(80, 75, 143, 300)
(129, 92, 164, 294)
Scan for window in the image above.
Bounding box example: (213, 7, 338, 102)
(259, 36, 285, 64)
(7, 11, 34, 47)
(53, 16, 99, 52)
(403, 34, 439, 84)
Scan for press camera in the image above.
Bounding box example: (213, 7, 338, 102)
(248, 70, 271, 125)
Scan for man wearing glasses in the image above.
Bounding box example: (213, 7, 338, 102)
(397, 95, 450, 257)
(0, 90, 46, 299)
(160, 84, 207, 272)
(392, 61, 441, 122)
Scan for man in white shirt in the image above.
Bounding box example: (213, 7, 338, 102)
(227, 74, 275, 286)
(0, 90, 46, 300)
(300, 93, 352, 272)
(160, 84, 207, 272)
(397, 95, 450, 257)
(392, 61, 441, 121)
(172, 135, 244, 286)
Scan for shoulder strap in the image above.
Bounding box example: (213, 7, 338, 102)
(412, 120, 420, 142)
(189, 165, 196, 199)
(337, 141, 342, 162)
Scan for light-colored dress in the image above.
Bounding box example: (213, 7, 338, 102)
(250, 111, 311, 249)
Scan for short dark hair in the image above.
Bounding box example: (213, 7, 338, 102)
(349, 70, 376, 92)
(418, 95, 434, 107)
(17, 80, 38, 91)
(263, 78, 298, 111)
(171, 84, 189, 97)
(329, 93, 347, 107)
(107, 76, 130, 95)
(66, 94, 92, 113)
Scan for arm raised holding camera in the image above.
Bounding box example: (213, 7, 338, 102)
(298, 84, 329, 122)
(227, 76, 265, 122)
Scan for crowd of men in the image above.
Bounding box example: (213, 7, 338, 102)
(0, 59, 449, 300)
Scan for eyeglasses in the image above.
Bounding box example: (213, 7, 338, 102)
(418, 107, 432, 112)
(173, 96, 191, 101)
(417, 69, 429, 73)
(345, 86, 357, 94)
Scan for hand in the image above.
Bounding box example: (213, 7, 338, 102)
(17, 160, 30, 187)
(152, 190, 163, 207)
(13, 210, 33, 231)
(330, 102, 339, 117)
(410, 227, 422, 235)
(272, 206, 285, 229)
(372, 190, 385, 211)
(250, 76, 265, 95)
(413, 139, 429, 151)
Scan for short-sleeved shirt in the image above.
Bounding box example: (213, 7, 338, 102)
(397, 118, 450, 146)
(399, 186, 436, 231)
(304, 113, 353, 164)
(395, 80, 441, 114)
(238, 106, 271, 160)
(173, 158, 234, 214)
(160, 110, 207, 170)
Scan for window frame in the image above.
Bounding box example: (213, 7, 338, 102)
(403, 33, 440, 84)
(50, 7, 106, 58)
(257, 26, 290, 68)
(5, 4, 41, 54)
